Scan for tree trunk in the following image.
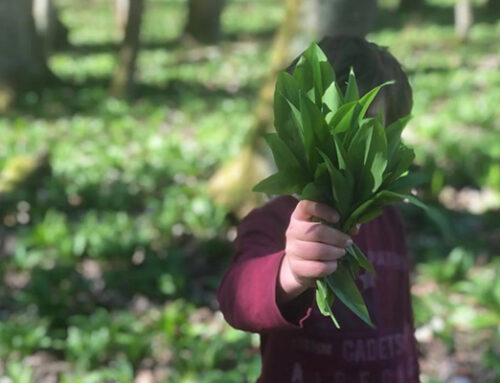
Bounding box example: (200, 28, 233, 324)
(184, 0, 226, 44)
(110, 0, 144, 98)
(399, 0, 425, 11)
(32, 0, 70, 56)
(114, 0, 129, 41)
(208, 0, 302, 217)
(454, 0, 473, 41)
(0, 0, 56, 110)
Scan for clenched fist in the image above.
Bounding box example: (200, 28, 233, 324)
(277, 200, 358, 306)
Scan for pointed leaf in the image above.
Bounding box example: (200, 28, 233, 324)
(386, 115, 411, 161)
(330, 102, 362, 135)
(358, 81, 394, 122)
(324, 264, 375, 328)
(252, 172, 299, 195)
(344, 68, 359, 103)
(349, 244, 376, 275)
(388, 172, 427, 194)
(365, 118, 388, 193)
(274, 73, 307, 168)
(322, 81, 341, 115)
(264, 133, 303, 174)
(356, 207, 383, 224)
(332, 133, 348, 170)
(318, 150, 351, 216)
(347, 120, 374, 182)
(316, 279, 340, 328)
(384, 144, 415, 185)
(300, 182, 322, 202)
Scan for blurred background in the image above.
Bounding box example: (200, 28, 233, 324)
(0, 0, 499, 382)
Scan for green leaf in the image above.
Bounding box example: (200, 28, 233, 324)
(264, 133, 303, 175)
(343, 190, 402, 230)
(252, 172, 299, 195)
(319, 61, 335, 96)
(322, 81, 342, 115)
(386, 115, 411, 161)
(343, 198, 376, 231)
(332, 133, 348, 170)
(316, 279, 340, 328)
(293, 57, 313, 94)
(364, 118, 388, 194)
(300, 182, 322, 202)
(294, 43, 335, 107)
(274, 73, 307, 168)
(375, 191, 452, 240)
(384, 144, 415, 186)
(324, 264, 375, 328)
(356, 207, 383, 224)
(301, 94, 329, 144)
(345, 254, 360, 279)
(329, 102, 362, 135)
(274, 72, 300, 136)
(347, 120, 374, 190)
(344, 68, 359, 103)
(348, 244, 376, 275)
(388, 172, 427, 194)
(313, 164, 334, 205)
(275, 72, 300, 110)
(300, 92, 330, 169)
(357, 81, 394, 122)
(318, 150, 352, 217)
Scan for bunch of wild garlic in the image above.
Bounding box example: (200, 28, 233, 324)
(253, 43, 424, 328)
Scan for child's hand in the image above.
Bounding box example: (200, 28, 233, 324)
(277, 200, 353, 306)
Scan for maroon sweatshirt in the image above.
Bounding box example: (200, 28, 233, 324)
(218, 195, 420, 383)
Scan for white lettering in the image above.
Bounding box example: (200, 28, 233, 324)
(342, 333, 407, 363)
(343, 340, 355, 362)
(378, 337, 388, 360)
(366, 339, 377, 361)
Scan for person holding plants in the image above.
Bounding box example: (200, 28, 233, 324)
(218, 36, 420, 383)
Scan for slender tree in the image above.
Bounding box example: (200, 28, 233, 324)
(114, 0, 129, 40)
(208, 0, 302, 217)
(184, 0, 226, 43)
(454, 0, 473, 41)
(0, 0, 57, 110)
(110, 0, 144, 98)
(32, 0, 70, 56)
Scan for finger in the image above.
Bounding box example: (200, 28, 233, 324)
(294, 259, 338, 279)
(292, 200, 340, 223)
(290, 220, 352, 247)
(289, 239, 346, 261)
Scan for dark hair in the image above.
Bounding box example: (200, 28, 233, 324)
(287, 36, 413, 124)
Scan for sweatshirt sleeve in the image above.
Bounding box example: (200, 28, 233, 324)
(217, 197, 313, 333)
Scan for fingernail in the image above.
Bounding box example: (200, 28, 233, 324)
(346, 239, 353, 247)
